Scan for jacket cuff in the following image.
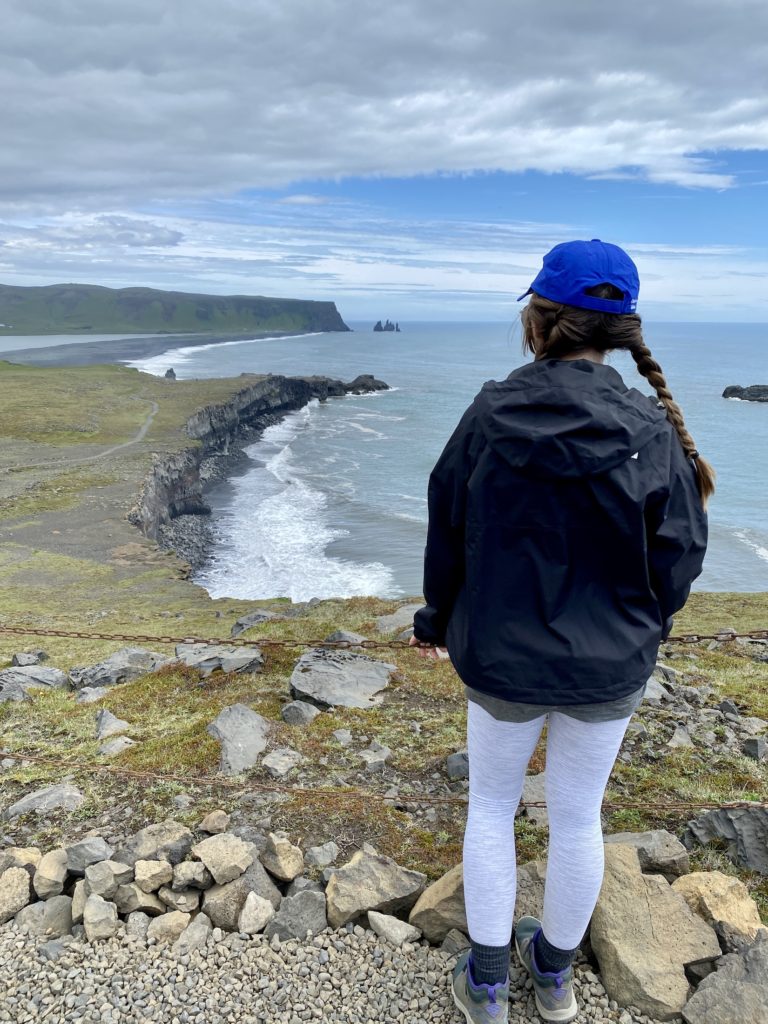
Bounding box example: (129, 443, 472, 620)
(412, 606, 445, 646)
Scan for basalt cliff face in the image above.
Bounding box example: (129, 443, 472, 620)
(722, 384, 768, 402)
(128, 372, 388, 568)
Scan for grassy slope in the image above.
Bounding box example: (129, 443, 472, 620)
(0, 361, 766, 918)
(0, 282, 348, 335)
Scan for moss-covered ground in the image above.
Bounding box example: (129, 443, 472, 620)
(0, 360, 766, 921)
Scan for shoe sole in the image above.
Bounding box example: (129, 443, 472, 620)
(513, 936, 579, 1024)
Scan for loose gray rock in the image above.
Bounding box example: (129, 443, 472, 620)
(332, 728, 353, 747)
(230, 610, 279, 637)
(0, 866, 31, 924)
(113, 821, 194, 868)
(13, 901, 46, 933)
(668, 725, 695, 749)
(125, 911, 151, 941)
(684, 807, 768, 874)
(158, 885, 200, 913)
(682, 934, 768, 1024)
(0, 676, 29, 704)
(69, 647, 170, 690)
(114, 883, 166, 916)
(264, 890, 327, 941)
(375, 603, 423, 634)
(324, 630, 367, 647)
(206, 703, 271, 775)
(76, 686, 111, 704)
(522, 773, 548, 826)
(326, 850, 426, 928)
(280, 700, 321, 726)
(11, 651, 46, 666)
(191, 833, 253, 885)
(147, 910, 191, 944)
(172, 861, 213, 891)
(134, 859, 174, 893)
(605, 830, 690, 881)
(83, 860, 131, 900)
(202, 860, 282, 931)
(99, 736, 136, 756)
(34, 849, 69, 899)
(742, 737, 767, 761)
(446, 751, 469, 780)
(66, 837, 114, 875)
(260, 833, 305, 882)
(359, 742, 392, 773)
(38, 894, 73, 938)
(0, 665, 68, 695)
(305, 841, 339, 868)
(83, 894, 119, 941)
(174, 642, 264, 677)
(95, 709, 130, 740)
(262, 747, 304, 778)
(198, 809, 230, 834)
(442, 928, 471, 954)
(238, 891, 276, 934)
(173, 911, 212, 952)
(286, 877, 324, 897)
(2, 782, 85, 820)
(290, 649, 396, 710)
(408, 863, 466, 943)
(71, 879, 87, 923)
(644, 676, 674, 703)
(368, 910, 422, 946)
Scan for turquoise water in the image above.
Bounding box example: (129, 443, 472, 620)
(129, 321, 768, 600)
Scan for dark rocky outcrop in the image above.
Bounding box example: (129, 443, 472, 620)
(127, 372, 388, 568)
(373, 320, 400, 332)
(722, 385, 768, 402)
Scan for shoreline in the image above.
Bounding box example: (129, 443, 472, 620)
(0, 329, 331, 368)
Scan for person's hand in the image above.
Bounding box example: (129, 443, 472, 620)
(409, 634, 448, 660)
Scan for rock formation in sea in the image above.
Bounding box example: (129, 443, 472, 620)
(722, 384, 768, 402)
(373, 320, 399, 332)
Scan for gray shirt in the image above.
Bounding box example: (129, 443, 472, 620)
(465, 681, 646, 723)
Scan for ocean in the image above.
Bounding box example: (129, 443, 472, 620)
(128, 321, 768, 601)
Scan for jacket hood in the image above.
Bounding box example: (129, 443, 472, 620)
(475, 359, 669, 478)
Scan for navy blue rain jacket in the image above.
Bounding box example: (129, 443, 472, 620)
(413, 358, 708, 706)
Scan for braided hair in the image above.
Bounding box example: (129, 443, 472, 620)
(520, 287, 715, 505)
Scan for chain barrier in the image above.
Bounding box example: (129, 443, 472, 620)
(1, 622, 767, 648)
(2, 621, 766, 817)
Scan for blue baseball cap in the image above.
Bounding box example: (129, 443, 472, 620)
(517, 239, 639, 314)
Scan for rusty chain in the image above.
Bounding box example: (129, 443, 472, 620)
(1, 622, 767, 648)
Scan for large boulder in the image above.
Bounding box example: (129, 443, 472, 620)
(672, 871, 764, 943)
(408, 863, 466, 943)
(38, 895, 73, 938)
(326, 849, 426, 929)
(264, 890, 328, 941)
(238, 892, 275, 934)
(206, 704, 271, 775)
(174, 643, 264, 677)
(191, 834, 253, 885)
(114, 883, 165, 916)
(290, 650, 396, 710)
(3, 782, 84, 820)
(260, 833, 304, 882)
(83, 861, 132, 900)
(69, 647, 171, 689)
(604, 830, 690, 881)
(65, 837, 114, 875)
(202, 860, 282, 932)
(113, 821, 194, 868)
(0, 867, 31, 924)
(682, 934, 768, 1024)
(684, 807, 768, 874)
(0, 666, 68, 695)
(134, 859, 174, 893)
(0, 676, 29, 704)
(83, 894, 119, 941)
(590, 845, 721, 1020)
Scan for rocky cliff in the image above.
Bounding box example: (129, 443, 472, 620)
(723, 384, 768, 402)
(128, 372, 389, 567)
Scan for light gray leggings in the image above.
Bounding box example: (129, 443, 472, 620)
(464, 700, 632, 950)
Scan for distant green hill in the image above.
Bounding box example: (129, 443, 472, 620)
(0, 283, 350, 335)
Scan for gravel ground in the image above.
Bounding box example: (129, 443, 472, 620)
(0, 920, 678, 1024)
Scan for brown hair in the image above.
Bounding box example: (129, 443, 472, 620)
(520, 287, 715, 505)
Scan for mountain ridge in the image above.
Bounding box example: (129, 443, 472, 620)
(0, 282, 350, 335)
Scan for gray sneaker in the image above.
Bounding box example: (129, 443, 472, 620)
(451, 949, 509, 1023)
(514, 916, 578, 1023)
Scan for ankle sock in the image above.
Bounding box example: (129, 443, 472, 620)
(469, 941, 510, 987)
(533, 930, 577, 974)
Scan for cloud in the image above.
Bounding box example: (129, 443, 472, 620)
(1, 0, 767, 211)
(277, 195, 331, 206)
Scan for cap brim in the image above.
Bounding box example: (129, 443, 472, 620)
(517, 288, 532, 302)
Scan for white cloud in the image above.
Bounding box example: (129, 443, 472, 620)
(1, 0, 767, 211)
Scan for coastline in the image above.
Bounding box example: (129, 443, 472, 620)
(131, 372, 391, 574)
(0, 329, 326, 368)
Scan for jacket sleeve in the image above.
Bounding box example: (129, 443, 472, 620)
(645, 431, 708, 639)
(412, 402, 480, 645)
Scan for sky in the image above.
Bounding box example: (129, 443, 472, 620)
(1, 0, 768, 321)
